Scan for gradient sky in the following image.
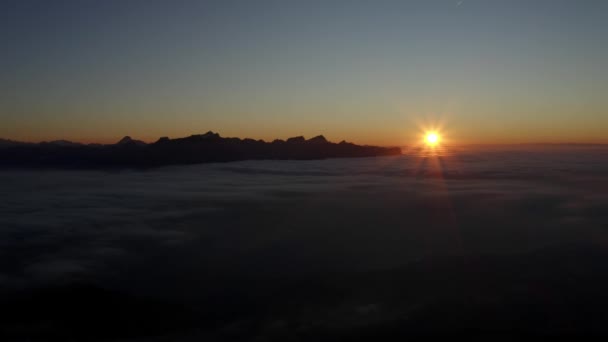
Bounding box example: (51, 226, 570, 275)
(2, 0, 607, 145)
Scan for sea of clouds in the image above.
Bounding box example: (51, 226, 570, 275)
(2, 145, 608, 339)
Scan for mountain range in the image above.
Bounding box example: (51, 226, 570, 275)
(0, 132, 401, 168)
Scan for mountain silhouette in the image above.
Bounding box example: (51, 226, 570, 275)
(42, 140, 84, 147)
(117, 136, 146, 146)
(0, 138, 30, 147)
(307, 135, 328, 144)
(0, 132, 401, 168)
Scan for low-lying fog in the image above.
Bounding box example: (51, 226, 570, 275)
(2, 145, 608, 339)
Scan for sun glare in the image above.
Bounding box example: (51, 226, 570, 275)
(425, 132, 440, 146)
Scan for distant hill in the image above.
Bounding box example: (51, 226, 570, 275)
(0, 138, 31, 148)
(0, 132, 401, 168)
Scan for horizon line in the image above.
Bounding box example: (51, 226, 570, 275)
(2, 133, 608, 148)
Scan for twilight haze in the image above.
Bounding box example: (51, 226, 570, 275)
(2, 0, 607, 145)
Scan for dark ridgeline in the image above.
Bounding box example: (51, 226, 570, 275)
(0, 132, 401, 168)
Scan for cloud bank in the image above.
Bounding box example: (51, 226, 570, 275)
(1, 145, 608, 339)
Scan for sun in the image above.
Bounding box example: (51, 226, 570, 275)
(425, 132, 440, 146)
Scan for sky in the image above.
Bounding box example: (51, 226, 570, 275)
(1, 0, 607, 145)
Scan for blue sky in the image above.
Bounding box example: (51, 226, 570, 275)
(1, 0, 607, 144)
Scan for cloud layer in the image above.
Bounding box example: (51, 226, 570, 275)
(2, 145, 608, 339)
